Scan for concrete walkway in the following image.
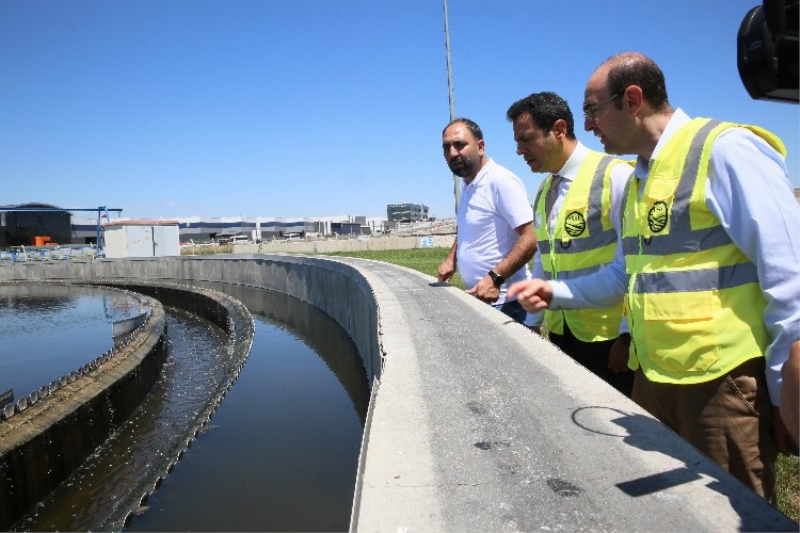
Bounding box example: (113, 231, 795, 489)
(339, 257, 795, 532)
(0, 255, 794, 532)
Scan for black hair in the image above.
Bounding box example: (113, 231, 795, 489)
(506, 92, 576, 139)
(443, 117, 483, 140)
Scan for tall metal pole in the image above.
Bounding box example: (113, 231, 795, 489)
(443, 0, 461, 215)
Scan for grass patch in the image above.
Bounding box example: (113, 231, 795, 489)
(777, 453, 799, 521)
(180, 244, 232, 255)
(325, 246, 799, 522)
(324, 248, 466, 289)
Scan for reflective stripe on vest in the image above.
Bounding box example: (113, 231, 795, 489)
(543, 262, 604, 281)
(538, 155, 617, 256)
(622, 119, 735, 256)
(632, 262, 757, 293)
(536, 151, 627, 342)
(623, 118, 782, 384)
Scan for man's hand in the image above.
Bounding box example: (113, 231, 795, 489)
(507, 279, 553, 313)
(437, 258, 455, 283)
(466, 275, 500, 304)
(608, 337, 630, 373)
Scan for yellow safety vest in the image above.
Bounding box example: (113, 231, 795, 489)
(535, 151, 631, 341)
(622, 118, 786, 384)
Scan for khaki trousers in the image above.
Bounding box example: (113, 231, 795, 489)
(632, 357, 776, 500)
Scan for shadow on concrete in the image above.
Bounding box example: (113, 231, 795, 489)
(571, 406, 796, 532)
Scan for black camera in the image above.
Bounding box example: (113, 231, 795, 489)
(737, 0, 799, 103)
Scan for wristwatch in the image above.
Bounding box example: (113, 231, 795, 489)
(487, 270, 505, 288)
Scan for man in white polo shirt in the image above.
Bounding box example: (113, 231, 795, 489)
(437, 118, 536, 323)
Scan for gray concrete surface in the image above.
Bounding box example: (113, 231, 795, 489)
(344, 258, 796, 532)
(0, 256, 794, 532)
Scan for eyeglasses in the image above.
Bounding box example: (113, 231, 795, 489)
(583, 90, 624, 122)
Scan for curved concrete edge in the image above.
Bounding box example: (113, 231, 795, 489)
(85, 280, 256, 531)
(0, 288, 167, 530)
(325, 257, 797, 533)
(0, 281, 162, 424)
(0, 255, 382, 385)
(0, 278, 256, 531)
(111, 287, 153, 342)
(0, 256, 795, 532)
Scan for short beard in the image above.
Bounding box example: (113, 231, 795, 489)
(448, 157, 478, 178)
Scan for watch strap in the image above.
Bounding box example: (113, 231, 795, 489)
(487, 270, 505, 288)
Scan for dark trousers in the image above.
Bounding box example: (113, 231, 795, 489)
(493, 299, 527, 324)
(548, 322, 634, 397)
(632, 358, 776, 500)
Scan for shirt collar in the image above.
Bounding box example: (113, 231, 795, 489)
(555, 142, 588, 182)
(465, 158, 495, 189)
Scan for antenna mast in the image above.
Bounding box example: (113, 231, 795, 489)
(443, 0, 461, 214)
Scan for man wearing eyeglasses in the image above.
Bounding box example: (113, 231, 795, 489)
(505, 92, 634, 397)
(509, 52, 800, 500)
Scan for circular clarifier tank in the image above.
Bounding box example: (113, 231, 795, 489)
(0, 282, 145, 401)
(5, 281, 369, 532)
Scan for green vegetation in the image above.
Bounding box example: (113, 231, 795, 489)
(324, 248, 466, 289)
(325, 246, 799, 522)
(777, 454, 799, 521)
(180, 244, 232, 255)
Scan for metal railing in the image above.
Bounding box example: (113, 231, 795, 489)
(0, 246, 97, 263)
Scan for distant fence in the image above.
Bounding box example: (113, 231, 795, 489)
(0, 246, 97, 262)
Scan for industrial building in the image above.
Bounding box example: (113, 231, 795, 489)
(0, 203, 72, 247)
(103, 219, 180, 258)
(0, 202, 446, 251)
(162, 215, 387, 242)
(0, 204, 391, 249)
(387, 203, 429, 223)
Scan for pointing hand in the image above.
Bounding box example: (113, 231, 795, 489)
(507, 279, 553, 313)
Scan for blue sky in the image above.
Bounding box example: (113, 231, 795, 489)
(2, 0, 798, 220)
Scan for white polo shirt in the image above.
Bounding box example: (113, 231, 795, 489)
(456, 158, 533, 304)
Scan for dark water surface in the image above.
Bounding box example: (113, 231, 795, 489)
(0, 283, 142, 400)
(6, 282, 369, 532)
(14, 306, 230, 531)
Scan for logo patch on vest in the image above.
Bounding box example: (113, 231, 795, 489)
(564, 211, 586, 237)
(647, 201, 668, 233)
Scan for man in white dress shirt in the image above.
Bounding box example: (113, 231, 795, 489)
(509, 52, 800, 500)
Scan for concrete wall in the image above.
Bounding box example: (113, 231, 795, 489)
(0, 291, 168, 529)
(0, 256, 382, 384)
(0, 278, 255, 530)
(0, 256, 795, 532)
